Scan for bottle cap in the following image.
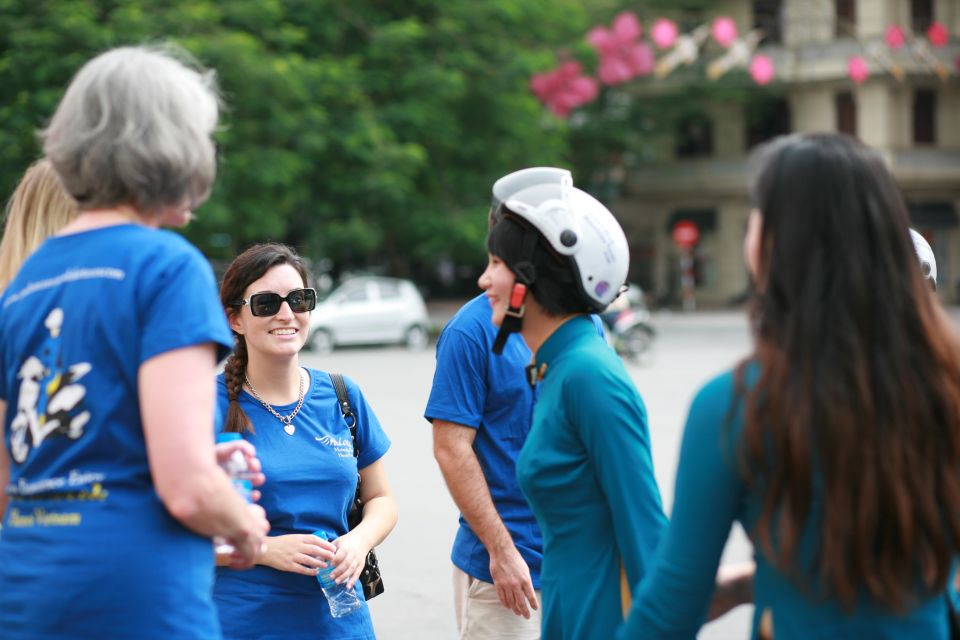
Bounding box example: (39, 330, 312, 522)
(216, 432, 242, 444)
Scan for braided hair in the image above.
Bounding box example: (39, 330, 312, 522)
(222, 336, 252, 434)
(219, 243, 310, 433)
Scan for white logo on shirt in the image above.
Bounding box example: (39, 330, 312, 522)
(314, 435, 353, 458)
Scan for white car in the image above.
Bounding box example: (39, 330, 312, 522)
(307, 276, 430, 353)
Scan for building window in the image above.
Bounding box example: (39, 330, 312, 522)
(909, 202, 958, 228)
(675, 114, 714, 158)
(835, 0, 856, 36)
(912, 0, 933, 33)
(746, 97, 792, 149)
(835, 92, 857, 137)
(913, 89, 936, 144)
(753, 0, 782, 43)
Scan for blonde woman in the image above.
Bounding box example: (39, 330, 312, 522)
(0, 158, 77, 290)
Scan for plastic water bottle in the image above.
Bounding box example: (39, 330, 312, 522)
(214, 432, 254, 554)
(314, 530, 361, 617)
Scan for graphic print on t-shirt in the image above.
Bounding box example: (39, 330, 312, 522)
(315, 434, 353, 457)
(9, 308, 91, 463)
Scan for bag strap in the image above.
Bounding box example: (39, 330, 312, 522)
(329, 373, 359, 458)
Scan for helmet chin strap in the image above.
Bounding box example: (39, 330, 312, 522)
(492, 282, 528, 354)
(492, 229, 540, 355)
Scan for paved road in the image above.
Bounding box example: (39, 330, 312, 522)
(301, 310, 756, 639)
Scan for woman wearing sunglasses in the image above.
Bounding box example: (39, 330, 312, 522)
(214, 243, 397, 639)
(0, 47, 269, 639)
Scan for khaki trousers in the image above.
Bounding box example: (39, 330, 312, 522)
(452, 565, 542, 640)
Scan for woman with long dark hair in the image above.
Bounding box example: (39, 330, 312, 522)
(619, 133, 960, 639)
(214, 243, 397, 639)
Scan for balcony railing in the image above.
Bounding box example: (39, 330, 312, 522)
(623, 148, 960, 197)
(624, 159, 749, 197)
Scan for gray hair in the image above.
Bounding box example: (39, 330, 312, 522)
(41, 45, 220, 215)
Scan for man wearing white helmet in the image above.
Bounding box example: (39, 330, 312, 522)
(478, 180, 669, 638)
(425, 168, 576, 639)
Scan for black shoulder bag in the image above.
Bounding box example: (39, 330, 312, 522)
(329, 373, 385, 600)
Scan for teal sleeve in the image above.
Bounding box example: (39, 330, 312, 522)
(569, 360, 668, 589)
(618, 371, 745, 639)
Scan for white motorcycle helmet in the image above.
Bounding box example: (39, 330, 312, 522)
(491, 166, 572, 211)
(502, 182, 630, 311)
(910, 228, 937, 288)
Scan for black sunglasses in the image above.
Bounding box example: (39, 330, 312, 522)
(235, 288, 317, 317)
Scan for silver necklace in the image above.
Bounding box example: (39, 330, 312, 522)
(245, 369, 306, 436)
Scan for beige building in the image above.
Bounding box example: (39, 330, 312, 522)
(618, 0, 960, 305)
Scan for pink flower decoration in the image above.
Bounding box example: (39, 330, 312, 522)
(711, 17, 738, 48)
(885, 24, 906, 49)
(748, 55, 775, 85)
(651, 18, 679, 50)
(611, 11, 642, 40)
(587, 11, 654, 85)
(630, 44, 656, 77)
(927, 21, 949, 48)
(530, 62, 599, 118)
(847, 56, 869, 84)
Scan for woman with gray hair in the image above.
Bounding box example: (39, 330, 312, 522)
(0, 46, 269, 638)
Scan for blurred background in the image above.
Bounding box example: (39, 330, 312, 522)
(2, 1, 959, 638)
(3, 0, 957, 308)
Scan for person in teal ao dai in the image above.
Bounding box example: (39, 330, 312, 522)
(619, 133, 960, 639)
(478, 173, 751, 638)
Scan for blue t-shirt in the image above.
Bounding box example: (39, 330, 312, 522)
(213, 368, 391, 640)
(0, 224, 233, 639)
(620, 365, 951, 639)
(517, 315, 667, 640)
(424, 294, 543, 587)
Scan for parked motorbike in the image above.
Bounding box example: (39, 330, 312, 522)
(600, 285, 656, 362)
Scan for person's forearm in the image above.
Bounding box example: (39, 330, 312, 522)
(140, 346, 260, 546)
(707, 561, 755, 621)
(435, 443, 514, 554)
(160, 464, 258, 543)
(349, 495, 398, 549)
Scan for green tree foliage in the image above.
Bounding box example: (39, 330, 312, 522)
(1, 0, 765, 291)
(0, 0, 618, 290)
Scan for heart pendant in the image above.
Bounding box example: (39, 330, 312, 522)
(283, 424, 295, 436)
